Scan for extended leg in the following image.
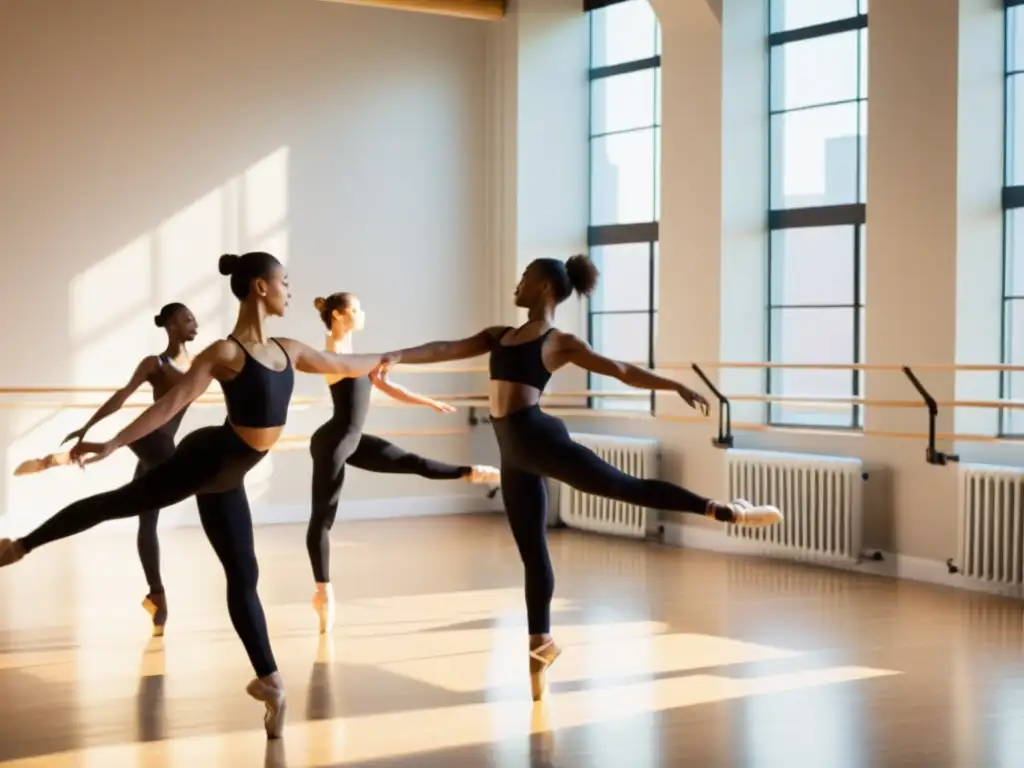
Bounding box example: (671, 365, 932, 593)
(500, 463, 561, 700)
(196, 487, 285, 738)
(3, 427, 223, 564)
(532, 424, 781, 526)
(347, 434, 475, 479)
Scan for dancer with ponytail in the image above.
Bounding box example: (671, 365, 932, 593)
(384, 254, 784, 700)
(0, 252, 396, 739)
(307, 293, 499, 633)
(14, 303, 198, 636)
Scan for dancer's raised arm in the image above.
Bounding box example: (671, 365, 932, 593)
(386, 326, 507, 365)
(276, 338, 391, 378)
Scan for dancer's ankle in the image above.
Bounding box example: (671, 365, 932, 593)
(704, 500, 734, 523)
(260, 671, 283, 689)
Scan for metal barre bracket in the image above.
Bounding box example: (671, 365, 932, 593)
(902, 366, 960, 466)
(467, 406, 491, 427)
(691, 364, 733, 449)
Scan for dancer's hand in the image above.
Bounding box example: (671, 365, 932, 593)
(69, 440, 118, 467)
(429, 400, 457, 414)
(61, 427, 86, 446)
(677, 385, 710, 416)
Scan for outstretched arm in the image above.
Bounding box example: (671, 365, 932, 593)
(387, 326, 506, 365)
(554, 334, 709, 414)
(73, 341, 229, 463)
(276, 338, 388, 378)
(63, 357, 158, 444)
(369, 368, 456, 413)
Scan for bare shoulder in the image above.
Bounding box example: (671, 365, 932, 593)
(196, 339, 243, 368)
(270, 337, 304, 358)
(549, 330, 587, 351)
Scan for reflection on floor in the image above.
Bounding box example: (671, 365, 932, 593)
(1, 513, 1021, 766)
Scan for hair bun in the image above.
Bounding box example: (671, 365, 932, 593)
(565, 253, 599, 297)
(153, 314, 163, 328)
(218, 253, 240, 276)
(313, 297, 326, 313)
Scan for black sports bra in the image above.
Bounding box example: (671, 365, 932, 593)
(220, 336, 295, 429)
(488, 326, 555, 391)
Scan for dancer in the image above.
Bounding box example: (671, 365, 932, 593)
(307, 293, 499, 633)
(384, 254, 783, 700)
(0, 251, 394, 739)
(15, 303, 198, 635)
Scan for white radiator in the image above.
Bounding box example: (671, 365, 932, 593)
(958, 464, 1024, 584)
(726, 449, 864, 562)
(557, 433, 660, 539)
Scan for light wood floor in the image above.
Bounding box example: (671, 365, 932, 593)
(1, 513, 1024, 766)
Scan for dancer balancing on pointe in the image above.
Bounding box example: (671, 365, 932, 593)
(0, 252, 396, 739)
(307, 293, 499, 633)
(15, 303, 199, 636)
(383, 254, 783, 700)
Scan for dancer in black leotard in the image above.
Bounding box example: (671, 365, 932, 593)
(307, 293, 500, 633)
(0, 252, 394, 739)
(385, 254, 784, 700)
(14, 303, 198, 635)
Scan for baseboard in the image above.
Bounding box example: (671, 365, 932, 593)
(662, 520, 1024, 600)
(246, 492, 505, 527)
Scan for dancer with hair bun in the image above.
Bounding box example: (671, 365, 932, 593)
(385, 254, 785, 700)
(13, 302, 199, 636)
(307, 292, 499, 633)
(0, 252, 397, 739)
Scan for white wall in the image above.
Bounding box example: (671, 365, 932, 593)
(0, 0, 492, 533)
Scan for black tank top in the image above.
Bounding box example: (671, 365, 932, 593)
(488, 326, 555, 391)
(327, 374, 373, 431)
(220, 336, 295, 428)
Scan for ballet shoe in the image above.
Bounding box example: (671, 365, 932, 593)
(528, 639, 562, 702)
(723, 499, 784, 527)
(312, 586, 336, 634)
(142, 593, 168, 637)
(0, 539, 26, 568)
(466, 465, 500, 485)
(246, 677, 287, 739)
(13, 452, 70, 477)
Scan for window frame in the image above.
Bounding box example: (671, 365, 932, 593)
(586, 0, 660, 414)
(1002, 0, 1024, 435)
(766, 3, 868, 430)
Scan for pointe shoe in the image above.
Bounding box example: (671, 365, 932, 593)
(246, 677, 287, 739)
(0, 539, 25, 568)
(466, 465, 500, 485)
(13, 452, 70, 477)
(142, 593, 168, 637)
(528, 639, 562, 702)
(312, 587, 336, 635)
(726, 499, 784, 527)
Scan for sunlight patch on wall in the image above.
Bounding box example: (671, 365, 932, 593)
(156, 187, 226, 303)
(244, 147, 290, 254)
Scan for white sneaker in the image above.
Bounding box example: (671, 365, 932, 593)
(312, 586, 336, 635)
(727, 499, 784, 527)
(245, 678, 287, 739)
(466, 465, 500, 485)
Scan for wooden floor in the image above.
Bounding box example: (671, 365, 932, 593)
(2, 514, 1024, 767)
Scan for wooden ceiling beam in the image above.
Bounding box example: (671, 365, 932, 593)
(322, 0, 505, 21)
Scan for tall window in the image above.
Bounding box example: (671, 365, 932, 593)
(587, 0, 660, 412)
(1004, 0, 1024, 434)
(767, 0, 868, 428)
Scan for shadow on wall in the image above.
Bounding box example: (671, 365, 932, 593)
(0, 0, 488, 533)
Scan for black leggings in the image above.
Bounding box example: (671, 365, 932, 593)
(492, 406, 711, 635)
(19, 424, 277, 677)
(307, 424, 471, 583)
(129, 430, 177, 595)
